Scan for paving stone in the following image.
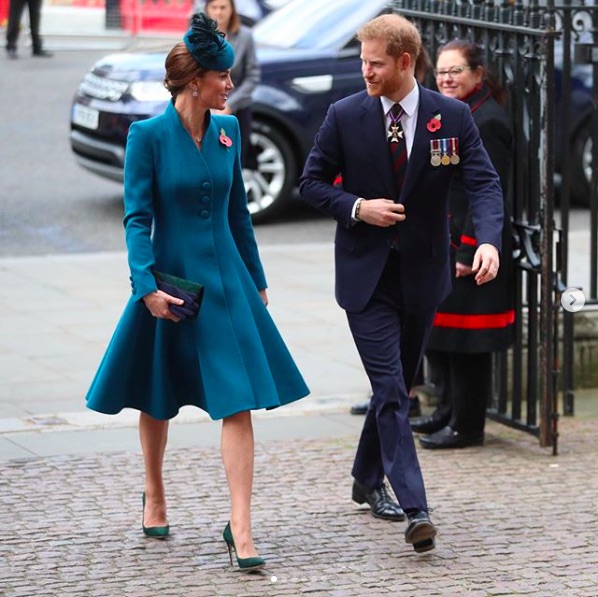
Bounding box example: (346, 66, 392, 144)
(1, 417, 598, 595)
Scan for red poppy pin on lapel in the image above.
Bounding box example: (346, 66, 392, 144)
(427, 114, 442, 133)
(219, 128, 232, 147)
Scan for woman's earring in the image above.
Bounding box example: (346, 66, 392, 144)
(192, 89, 198, 97)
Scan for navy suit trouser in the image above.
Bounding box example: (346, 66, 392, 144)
(348, 250, 434, 511)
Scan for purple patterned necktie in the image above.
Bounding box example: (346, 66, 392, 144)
(388, 103, 408, 194)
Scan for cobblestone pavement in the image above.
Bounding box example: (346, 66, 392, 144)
(2, 415, 597, 597)
(2, 17, 598, 597)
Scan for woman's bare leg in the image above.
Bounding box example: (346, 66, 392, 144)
(139, 412, 169, 527)
(221, 410, 258, 558)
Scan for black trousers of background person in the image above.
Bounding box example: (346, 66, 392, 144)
(426, 349, 492, 435)
(235, 107, 257, 170)
(348, 251, 435, 512)
(6, 0, 43, 52)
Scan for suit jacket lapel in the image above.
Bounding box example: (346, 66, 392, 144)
(401, 85, 443, 202)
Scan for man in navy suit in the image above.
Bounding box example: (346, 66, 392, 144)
(300, 14, 503, 553)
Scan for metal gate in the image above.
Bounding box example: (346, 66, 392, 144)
(390, 0, 598, 452)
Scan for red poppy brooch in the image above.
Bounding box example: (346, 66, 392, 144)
(219, 128, 232, 147)
(427, 114, 442, 133)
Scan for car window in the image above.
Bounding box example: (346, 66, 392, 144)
(253, 0, 389, 50)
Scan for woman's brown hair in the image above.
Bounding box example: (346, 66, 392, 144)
(164, 42, 207, 98)
(204, 0, 241, 35)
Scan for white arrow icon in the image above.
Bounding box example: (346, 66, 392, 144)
(561, 288, 585, 313)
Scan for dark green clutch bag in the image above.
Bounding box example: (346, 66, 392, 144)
(154, 271, 205, 320)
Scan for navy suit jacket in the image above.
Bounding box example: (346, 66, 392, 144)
(300, 85, 504, 314)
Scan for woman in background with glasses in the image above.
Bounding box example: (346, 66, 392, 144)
(411, 40, 516, 449)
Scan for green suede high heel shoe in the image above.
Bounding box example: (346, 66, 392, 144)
(142, 492, 170, 538)
(222, 522, 265, 571)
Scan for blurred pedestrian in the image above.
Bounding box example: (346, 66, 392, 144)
(5, 0, 52, 59)
(300, 14, 504, 553)
(412, 40, 515, 449)
(200, 0, 260, 169)
(194, 0, 265, 27)
(85, 13, 309, 572)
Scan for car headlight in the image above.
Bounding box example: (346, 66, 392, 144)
(290, 75, 333, 94)
(129, 81, 171, 102)
(79, 72, 130, 101)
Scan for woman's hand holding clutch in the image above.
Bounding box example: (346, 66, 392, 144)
(143, 290, 186, 322)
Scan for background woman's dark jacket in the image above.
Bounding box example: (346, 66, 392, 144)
(426, 84, 515, 353)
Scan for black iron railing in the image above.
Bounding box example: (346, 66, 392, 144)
(391, 0, 597, 451)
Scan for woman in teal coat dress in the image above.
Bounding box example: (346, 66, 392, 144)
(85, 14, 309, 571)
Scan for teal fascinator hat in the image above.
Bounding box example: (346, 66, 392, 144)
(184, 13, 235, 71)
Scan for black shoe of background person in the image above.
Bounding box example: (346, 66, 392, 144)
(32, 48, 53, 57)
(419, 425, 484, 450)
(404, 510, 437, 553)
(350, 395, 421, 417)
(7, 47, 17, 59)
(410, 409, 450, 434)
(352, 480, 406, 521)
(408, 395, 421, 418)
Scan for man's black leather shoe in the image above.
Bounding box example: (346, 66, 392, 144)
(352, 480, 405, 521)
(410, 411, 449, 434)
(350, 401, 369, 415)
(350, 396, 421, 417)
(404, 511, 436, 553)
(7, 47, 17, 59)
(419, 425, 484, 450)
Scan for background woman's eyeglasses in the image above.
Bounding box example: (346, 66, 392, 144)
(434, 66, 472, 78)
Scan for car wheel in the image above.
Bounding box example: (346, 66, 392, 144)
(244, 120, 297, 223)
(571, 124, 594, 205)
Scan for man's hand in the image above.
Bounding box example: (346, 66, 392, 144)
(472, 243, 500, 285)
(358, 199, 406, 227)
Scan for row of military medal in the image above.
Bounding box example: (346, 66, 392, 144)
(430, 137, 460, 166)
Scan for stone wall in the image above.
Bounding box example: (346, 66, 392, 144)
(569, 305, 598, 389)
